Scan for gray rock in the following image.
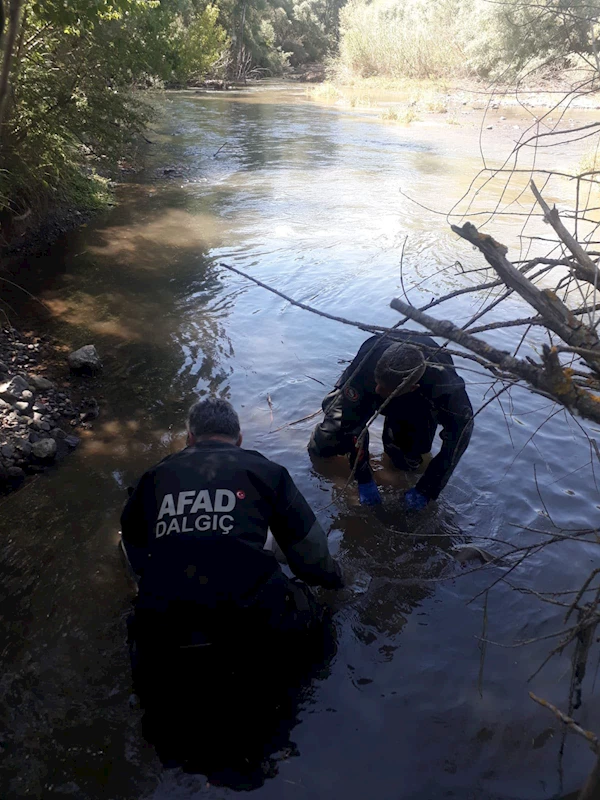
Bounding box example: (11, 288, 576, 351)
(32, 438, 57, 460)
(64, 435, 80, 449)
(33, 402, 50, 414)
(68, 345, 102, 375)
(15, 440, 31, 456)
(28, 432, 39, 443)
(0, 444, 14, 459)
(21, 390, 33, 401)
(40, 422, 51, 432)
(0, 362, 8, 373)
(7, 466, 24, 478)
(53, 428, 66, 440)
(28, 375, 54, 391)
(15, 401, 32, 415)
(0, 375, 29, 401)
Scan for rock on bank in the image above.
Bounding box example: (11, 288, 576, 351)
(0, 327, 98, 493)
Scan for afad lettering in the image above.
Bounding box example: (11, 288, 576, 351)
(155, 489, 237, 538)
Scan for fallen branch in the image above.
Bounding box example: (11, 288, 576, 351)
(531, 180, 600, 288)
(529, 692, 599, 752)
(390, 297, 600, 425)
(450, 221, 600, 373)
(219, 261, 385, 334)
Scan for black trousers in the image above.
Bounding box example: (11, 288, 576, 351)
(127, 573, 334, 788)
(128, 570, 327, 700)
(309, 391, 435, 480)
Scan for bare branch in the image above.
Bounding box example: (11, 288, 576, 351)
(389, 296, 600, 425)
(529, 693, 599, 753)
(531, 180, 600, 288)
(451, 221, 600, 373)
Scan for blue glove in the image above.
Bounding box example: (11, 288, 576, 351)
(358, 480, 382, 506)
(404, 487, 428, 511)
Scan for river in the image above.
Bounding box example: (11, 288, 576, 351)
(1, 83, 600, 799)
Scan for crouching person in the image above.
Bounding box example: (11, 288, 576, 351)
(121, 397, 344, 711)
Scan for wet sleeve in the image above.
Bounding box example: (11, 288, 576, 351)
(269, 468, 344, 589)
(120, 472, 156, 575)
(415, 388, 474, 501)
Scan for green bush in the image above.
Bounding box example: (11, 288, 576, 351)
(0, 0, 229, 243)
(167, 4, 229, 84)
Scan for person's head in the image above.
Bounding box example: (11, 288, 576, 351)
(186, 397, 242, 447)
(373, 343, 426, 398)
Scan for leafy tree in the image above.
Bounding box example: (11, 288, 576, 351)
(171, 5, 229, 83)
(0, 0, 229, 242)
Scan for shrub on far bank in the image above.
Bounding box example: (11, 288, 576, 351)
(332, 0, 600, 84)
(335, 0, 467, 81)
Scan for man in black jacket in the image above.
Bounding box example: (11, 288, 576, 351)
(122, 397, 343, 651)
(308, 332, 473, 509)
(121, 398, 343, 779)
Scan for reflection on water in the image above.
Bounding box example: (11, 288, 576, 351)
(1, 84, 600, 799)
(139, 620, 337, 791)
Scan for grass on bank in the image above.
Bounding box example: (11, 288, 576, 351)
(308, 76, 456, 125)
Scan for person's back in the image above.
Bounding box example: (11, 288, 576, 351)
(121, 399, 342, 684)
(121, 398, 343, 780)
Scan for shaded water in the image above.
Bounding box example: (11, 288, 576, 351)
(2, 83, 600, 799)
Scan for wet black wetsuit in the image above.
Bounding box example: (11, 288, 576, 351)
(121, 441, 342, 638)
(121, 441, 342, 775)
(308, 333, 473, 500)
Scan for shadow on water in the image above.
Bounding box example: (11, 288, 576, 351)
(138, 621, 338, 791)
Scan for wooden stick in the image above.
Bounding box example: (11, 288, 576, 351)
(450, 221, 600, 373)
(531, 180, 600, 288)
(389, 296, 600, 425)
(529, 692, 599, 752)
(219, 261, 385, 334)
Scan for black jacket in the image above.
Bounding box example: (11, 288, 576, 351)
(329, 332, 473, 499)
(121, 441, 342, 610)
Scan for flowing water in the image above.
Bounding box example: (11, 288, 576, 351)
(2, 83, 600, 799)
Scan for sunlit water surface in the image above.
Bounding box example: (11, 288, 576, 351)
(1, 83, 600, 800)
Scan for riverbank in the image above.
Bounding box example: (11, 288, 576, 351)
(0, 327, 102, 494)
(308, 74, 600, 124)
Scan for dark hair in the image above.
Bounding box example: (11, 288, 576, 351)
(374, 343, 426, 390)
(187, 397, 241, 440)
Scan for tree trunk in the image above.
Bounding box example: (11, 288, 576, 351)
(237, 0, 247, 80)
(0, 0, 24, 132)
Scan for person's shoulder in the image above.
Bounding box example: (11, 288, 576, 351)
(238, 446, 283, 471)
(236, 447, 291, 491)
(148, 447, 193, 477)
(353, 334, 383, 359)
(390, 329, 439, 351)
